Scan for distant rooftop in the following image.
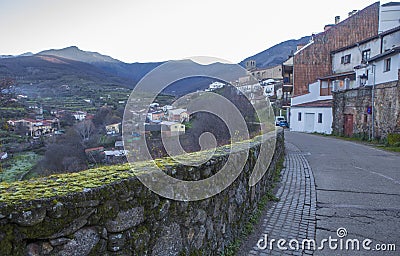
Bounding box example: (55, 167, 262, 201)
(292, 99, 333, 108)
(382, 2, 400, 7)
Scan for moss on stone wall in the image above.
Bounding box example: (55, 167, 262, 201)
(0, 134, 268, 206)
(0, 130, 284, 256)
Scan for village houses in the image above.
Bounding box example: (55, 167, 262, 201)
(106, 122, 121, 135)
(287, 2, 400, 138)
(7, 118, 58, 136)
(167, 108, 189, 123)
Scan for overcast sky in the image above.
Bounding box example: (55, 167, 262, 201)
(0, 0, 387, 63)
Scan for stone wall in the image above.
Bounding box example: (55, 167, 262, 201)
(0, 131, 284, 256)
(332, 81, 400, 139)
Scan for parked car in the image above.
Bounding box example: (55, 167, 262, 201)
(279, 120, 289, 128)
(275, 116, 286, 126)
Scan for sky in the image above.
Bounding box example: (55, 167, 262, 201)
(0, 0, 388, 63)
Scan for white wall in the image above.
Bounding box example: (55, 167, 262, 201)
(372, 53, 400, 85)
(290, 107, 333, 134)
(358, 53, 400, 86)
(291, 81, 332, 106)
(382, 29, 400, 51)
(332, 39, 380, 74)
(379, 4, 400, 33)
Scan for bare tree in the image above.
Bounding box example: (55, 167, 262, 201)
(39, 128, 87, 175)
(74, 120, 95, 141)
(60, 112, 76, 127)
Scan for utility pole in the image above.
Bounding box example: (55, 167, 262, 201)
(371, 64, 376, 140)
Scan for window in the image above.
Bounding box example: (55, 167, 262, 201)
(298, 112, 302, 121)
(318, 113, 323, 123)
(361, 49, 371, 63)
(384, 58, 391, 72)
(341, 54, 351, 64)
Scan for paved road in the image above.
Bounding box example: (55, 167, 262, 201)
(242, 131, 400, 255)
(286, 131, 400, 255)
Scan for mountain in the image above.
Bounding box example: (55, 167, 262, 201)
(0, 52, 33, 59)
(139, 60, 245, 96)
(39, 46, 120, 63)
(0, 54, 136, 97)
(0, 36, 310, 98)
(39, 46, 163, 84)
(240, 36, 311, 68)
(0, 53, 242, 97)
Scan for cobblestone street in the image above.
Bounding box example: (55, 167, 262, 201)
(245, 142, 317, 255)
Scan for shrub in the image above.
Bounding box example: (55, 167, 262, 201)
(351, 133, 369, 141)
(393, 142, 400, 147)
(387, 133, 400, 146)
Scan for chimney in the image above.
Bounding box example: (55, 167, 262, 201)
(335, 16, 340, 24)
(245, 60, 256, 70)
(348, 10, 358, 17)
(297, 44, 305, 51)
(324, 24, 334, 31)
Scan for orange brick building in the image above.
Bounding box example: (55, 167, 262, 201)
(293, 2, 380, 96)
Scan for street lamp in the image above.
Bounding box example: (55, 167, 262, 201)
(359, 73, 368, 86)
(356, 62, 376, 140)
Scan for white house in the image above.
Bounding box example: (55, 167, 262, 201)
(0, 152, 8, 160)
(379, 2, 400, 33)
(73, 111, 87, 121)
(263, 84, 275, 97)
(105, 122, 121, 135)
(209, 81, 225, 90)
(104, 150, 127, 157)
(114, 141, 124, 149)
(329, 26, 400, 91)
(364, 46, 400, 85)
(236, 82, 263, 95)
(290, 81, 333, 134)
(162, 105, 173, 112)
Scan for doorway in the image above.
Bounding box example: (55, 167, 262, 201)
(305, 113, 315, 133)
(344, 114, 354, 137)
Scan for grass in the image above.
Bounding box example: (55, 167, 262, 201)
(0, 152, 41, 182)
(376, 146, 400, 152)
(311, 132, 400, 153)
(220, 153, 284, 256)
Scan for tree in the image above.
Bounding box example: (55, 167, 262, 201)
(93, 107, 112, 127)
(59, 112, 75, 127)
(15, 122, 29, 136)
(0, 77, 16, 105)
(92, 106, 122, 127)
(74, 120, 95, 141)
(39, 128, 87, 175)
(2, 121, 9, 131)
